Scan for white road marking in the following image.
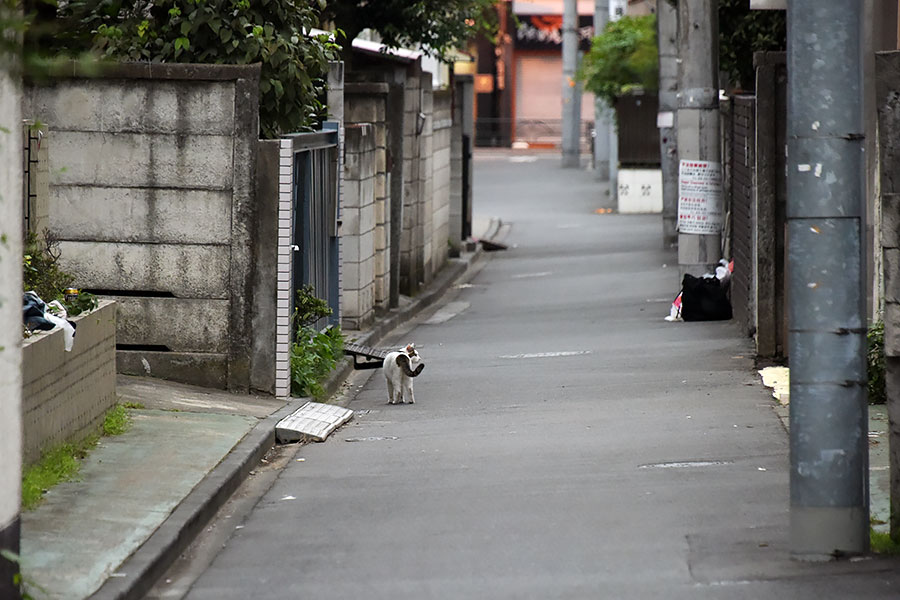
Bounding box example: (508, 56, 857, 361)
(639, 460, 732, 469)
(499, 351, 591, 359)
(425, 301, 470, 324)
(511, 271, 551, 280)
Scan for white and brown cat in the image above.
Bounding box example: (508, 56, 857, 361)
(383, 343, 425, 404)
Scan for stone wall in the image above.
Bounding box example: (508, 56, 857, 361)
(345, 83, 391, 312)
(22, 301, 117, 465)
(342, 124, 377, 329)
(432, 89, 453, 273)
(23, 63, 261, 391)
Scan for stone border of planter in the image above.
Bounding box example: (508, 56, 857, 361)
(22, 299, 117, 465)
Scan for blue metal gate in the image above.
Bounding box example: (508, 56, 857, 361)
(287, 127, 340, 330)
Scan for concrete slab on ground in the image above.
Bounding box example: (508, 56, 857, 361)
(20, 409, 257, 599)
(276, 401, 354, 443)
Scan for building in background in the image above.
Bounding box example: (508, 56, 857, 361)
(469, 0, 655, 150)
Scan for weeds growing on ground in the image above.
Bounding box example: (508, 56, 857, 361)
(21, 404, 135, 510)
(871, 528, 900, 555)
(102, 404, 132, 436)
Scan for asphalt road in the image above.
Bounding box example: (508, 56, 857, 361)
(179, 152, 900, 599)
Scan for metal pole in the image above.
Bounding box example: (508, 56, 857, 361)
(561, 0, 580, 168)
(787, 0, 869, 558)
(657, 0, 679, 247)
(0, 56, 24, 600)
(676, 0, 721, 277)
(593, 0, 611, 180)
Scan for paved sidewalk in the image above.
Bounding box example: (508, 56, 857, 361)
(20, 234, 494, 599)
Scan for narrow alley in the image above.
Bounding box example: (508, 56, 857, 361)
(176, 152, 900, 599)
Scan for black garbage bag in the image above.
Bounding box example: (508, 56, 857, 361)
(680, 273, 732, 321)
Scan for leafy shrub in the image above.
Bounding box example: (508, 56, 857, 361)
(23, 232, 98, 317)
(868, 320, 886, 405)
(291, 325, 343, 399)
(54, 0, 339, 137)
(578, 14, 658, 108)
(290, 285, 343, 398)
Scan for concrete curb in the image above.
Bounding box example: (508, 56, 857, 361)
(91, 248, 488, 599)
(88, 401, 301, 600)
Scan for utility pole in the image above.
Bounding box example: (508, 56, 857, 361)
(675, 0, 722, 277)
(657, 0, 678, 246)
(608, 0, 626, 200)
(561, 0, 580, 168)
(593, 0, 611, 180)
(0, 54, 24, 600)
(787, 0, 869, 558)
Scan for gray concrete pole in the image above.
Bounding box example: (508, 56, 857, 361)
(593, 0, 611, 180)
(676, 0, 722, 277)
(0, 61, 24, 600)
(608, 0, 625, 201)
(657, 0, 679, 247)
(787, 0, 869, 558)
(561, 0, 580, 168)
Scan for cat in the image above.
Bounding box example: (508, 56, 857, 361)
(383, 343, 425, 404)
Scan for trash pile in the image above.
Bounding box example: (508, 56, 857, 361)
(665, 259, 733, 322)
(23, 291, 77, 351)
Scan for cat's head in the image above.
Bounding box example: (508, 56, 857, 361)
(405, 343, 418, 358)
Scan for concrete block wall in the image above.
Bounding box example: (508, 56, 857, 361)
(401, 64, 423, 295)
(345, 83, 391, 313)
(23, 63, 261, 391)
(450, 75, 475, 248)
(421, 77, 435, 287)
(342, 124, 377, 329)
(432, 89, 453, 274)
(22, 300, 117, 465)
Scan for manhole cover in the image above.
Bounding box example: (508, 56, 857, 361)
(345, 436, 399, 442)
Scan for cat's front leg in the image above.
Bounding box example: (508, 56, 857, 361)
(405, 381, 415, 404)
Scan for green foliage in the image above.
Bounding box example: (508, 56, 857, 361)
(21, 442, 83, 511)
(102, 404, 132, 436)
(718, 0, 786, 91)
(868, 320, 886, 405)
(577, 15, 657, 107)
(290, 285, 342, 398)
(321, 0, 497, 62)
(52, 0, 339, 137)
(23, 231, 98, 316)
(293, 284, 333, 329)
(23, 232, 73, 302)
(871, 528, 900, 555)
(291, 325, 343, 399)
(22, 404, 133, 510)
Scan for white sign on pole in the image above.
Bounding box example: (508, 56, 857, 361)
(677, 160, 723, 234)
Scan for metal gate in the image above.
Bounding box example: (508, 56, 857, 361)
(290, 131, 340, 330)
(274, 126, 340, 398)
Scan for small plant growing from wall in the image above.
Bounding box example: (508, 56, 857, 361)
(23, 232, 97, 319)
(290, 285, 344, 399)
(868, 320, 886, 405)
